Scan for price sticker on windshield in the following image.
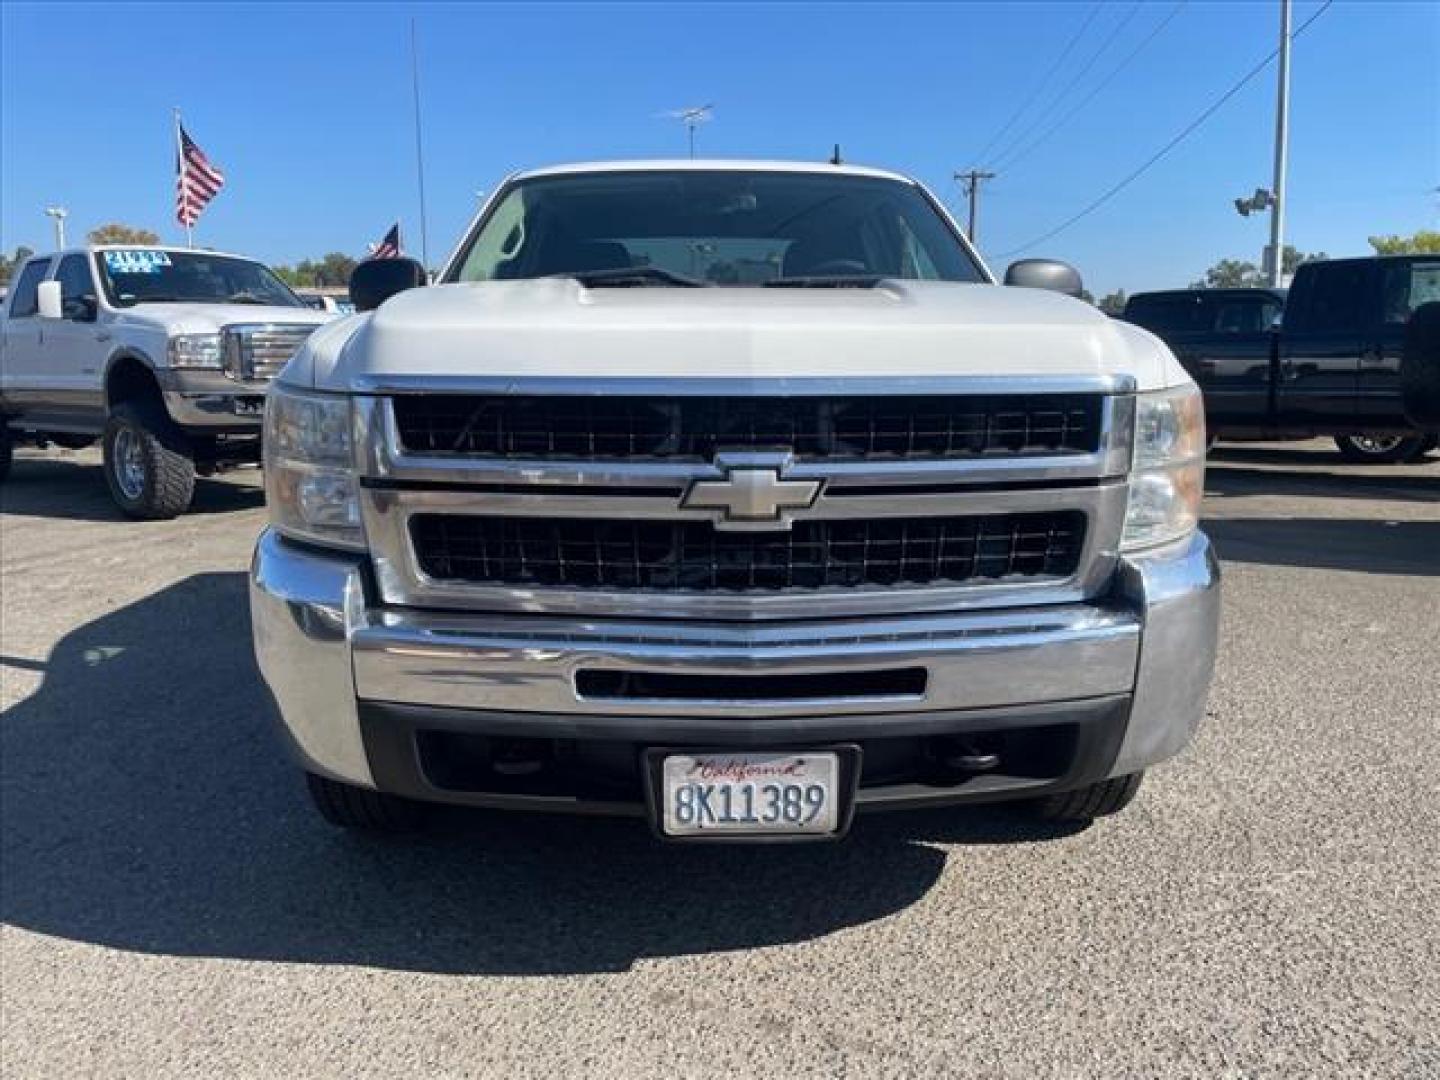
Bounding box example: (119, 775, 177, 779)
(103, 250, 172, 274)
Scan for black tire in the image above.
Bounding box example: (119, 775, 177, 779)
(304, 771, 427, 831)
(101, 402, 195, 519)
(0, 426, 12, 483)
(1410, 435, 1439, 461)
(1333, 433, 1429, 465)
(1031, 772, 1143, 823)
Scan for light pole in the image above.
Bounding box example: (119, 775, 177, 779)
(1265, 0, 1291, 287)
(44, 206, 68, 249)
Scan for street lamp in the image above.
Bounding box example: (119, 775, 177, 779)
(44, 206, 68, 249)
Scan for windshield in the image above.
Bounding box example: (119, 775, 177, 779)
(447, 170, 984, 286)
(95, 249, 303, 308)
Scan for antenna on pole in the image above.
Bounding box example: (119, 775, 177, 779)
(660, 104, 714, 158)
(410, 17, 431, 276)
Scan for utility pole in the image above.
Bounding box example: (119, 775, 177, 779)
(44, 206, 68, 249)
(955, 170, 995, 246)
(1266, 0, 1291, 287)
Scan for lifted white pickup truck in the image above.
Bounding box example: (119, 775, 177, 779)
(250, 161, 1220, 842)
(0, 246, 329, 516)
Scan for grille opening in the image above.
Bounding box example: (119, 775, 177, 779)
(410, 512, 1086, 593)
(391, 394, 1104, 462)
(575, 668, 927, 702)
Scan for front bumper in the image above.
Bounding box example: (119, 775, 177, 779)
(250, 529, 1219, 814)
(158, 368, 268, 432)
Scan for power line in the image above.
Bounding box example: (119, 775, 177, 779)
(966, 3, 1102, 169)
(993, 1, 1187, 175)
(988, 1, 1145, 171)
(993, 0, 1334, 259)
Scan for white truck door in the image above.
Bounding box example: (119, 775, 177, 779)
(39, 253, 110, 430)
(0, 256, 54, 421)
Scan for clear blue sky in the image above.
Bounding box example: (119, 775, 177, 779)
(3, 1, 1436, 295)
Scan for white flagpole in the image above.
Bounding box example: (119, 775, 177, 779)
(174, 107, 192, 248)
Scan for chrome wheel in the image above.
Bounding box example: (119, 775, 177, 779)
(111, 427, 147, 500)
(1350, 434, 1405, 455)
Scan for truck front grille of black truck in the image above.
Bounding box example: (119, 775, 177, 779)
(409, 512, 1086, 592)
(391, 394, 1104, 461)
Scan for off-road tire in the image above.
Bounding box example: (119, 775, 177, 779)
(1333, 433, 1430, 465)
(101, 402, 195, 519)
(1031, 772, 1144, 823)
(305, 772, 427, 831)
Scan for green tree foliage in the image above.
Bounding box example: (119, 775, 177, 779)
(1190, 246, 1327, 289)
(1368, 230, 1440, 255)
(87, 223, 161, 245)
(0, 245, 36, 283)
(272, 253, 358, 287)
(1098, 289, 1128, 315)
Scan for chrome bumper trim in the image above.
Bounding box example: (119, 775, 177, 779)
(249, 526, 1219, 791)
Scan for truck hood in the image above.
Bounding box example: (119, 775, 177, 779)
(110, 303, 333, 337)
(295, 279, 1188, 392)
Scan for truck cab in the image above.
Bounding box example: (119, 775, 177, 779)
(0, 246, 331, 515)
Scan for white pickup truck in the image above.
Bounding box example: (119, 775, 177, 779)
(250, 160, 1220, 842)
(0, 246, 330, 516)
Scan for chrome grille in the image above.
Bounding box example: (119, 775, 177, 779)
(391, 394, 1104, 461)
(409, 512, 1087, 593)
(222, 324, 318, 381)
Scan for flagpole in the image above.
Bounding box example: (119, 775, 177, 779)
(174, 107, 192, 248)
(410, 18, 431, 277)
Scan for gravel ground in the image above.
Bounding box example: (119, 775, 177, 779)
(2, 440, 1437, 1078)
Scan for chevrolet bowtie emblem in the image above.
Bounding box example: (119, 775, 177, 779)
(681, 467, 822, 530)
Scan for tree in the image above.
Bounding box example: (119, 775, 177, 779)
(272, 253, 358, 288)
(87, 223, 161, 245)
(1098, 289, 1128, 315)
(1368, 230, 1440, 255)
(1190, 246, 1326, 289)
(0, 245, 35, 284)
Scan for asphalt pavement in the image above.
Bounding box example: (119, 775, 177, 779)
(2, 441, 1437, 1078)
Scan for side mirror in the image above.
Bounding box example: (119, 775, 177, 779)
(62, 296, 98, 322)
(1004, 258, 1084, 299)
(349, 257, 427, 312)
(36, 280, 63, 319)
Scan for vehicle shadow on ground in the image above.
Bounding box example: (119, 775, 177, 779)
(1206, 447, 1440, 504)
(0, 454, 263, 522)
(0, 573, 1078, 976)
(1204, 516, 1440, 576)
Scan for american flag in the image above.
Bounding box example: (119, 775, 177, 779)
(175, 122, 225, 227)
(370, 223, 402, 259)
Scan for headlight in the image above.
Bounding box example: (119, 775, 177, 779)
(1122, 384, 1206, 551)
(263, 383, 363, 550)
(168, 333, 223, 368)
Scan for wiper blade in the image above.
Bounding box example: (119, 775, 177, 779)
(763, 275, 887, 289)
(559, 266, 710, 288)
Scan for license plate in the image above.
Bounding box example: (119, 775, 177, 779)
(233, 397, 265, 416)
(658, 751, 841, 837)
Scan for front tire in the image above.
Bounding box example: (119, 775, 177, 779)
(1030, 772, 1143, 823)
(101, 403, 195, 518)
(1333, 433, 1430, 464)
(304, 772, 427, 831)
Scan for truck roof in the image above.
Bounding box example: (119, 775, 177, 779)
(511, 159, 918, 184)
(27, 245, 268, 263)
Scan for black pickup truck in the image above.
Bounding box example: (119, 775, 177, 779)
(1121, 255, 1440, 463)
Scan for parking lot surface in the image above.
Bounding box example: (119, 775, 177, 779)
(2, 441, 1437, 1078)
